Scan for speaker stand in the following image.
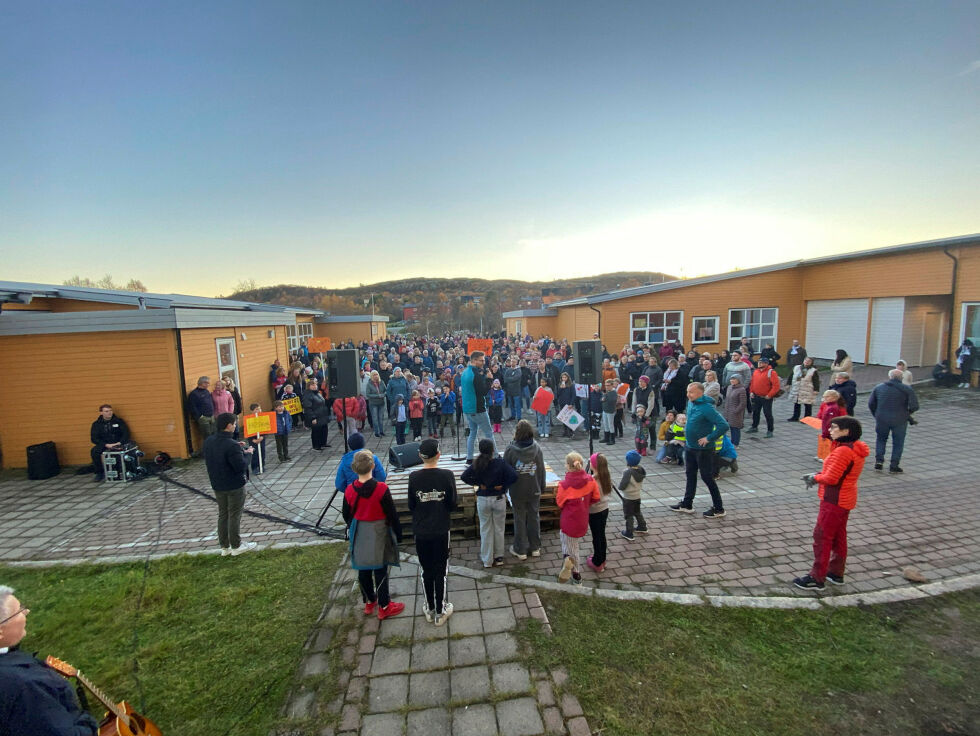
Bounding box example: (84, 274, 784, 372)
(316, 397, 349, 528)
(451, 411, 465, 461)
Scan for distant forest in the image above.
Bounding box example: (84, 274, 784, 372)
(229, 272, 676, 333)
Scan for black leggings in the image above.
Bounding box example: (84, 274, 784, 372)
(415, 534, 450, 614)
(358, 567, 390, 607)
(589, 509, 609, 567)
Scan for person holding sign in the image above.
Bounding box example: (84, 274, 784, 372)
(246, 403, 267, 474)
(532, 378, 553, 438)
(204, 413, 257, 556)
(273, 400, 292, 462)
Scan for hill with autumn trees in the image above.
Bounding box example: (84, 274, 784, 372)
(228, 272, 676, 333)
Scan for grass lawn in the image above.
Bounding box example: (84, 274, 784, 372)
(518, 590, 980, 736)
(1, 543, 344, 735)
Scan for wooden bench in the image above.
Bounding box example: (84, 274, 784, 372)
(384, 458, 560, 539)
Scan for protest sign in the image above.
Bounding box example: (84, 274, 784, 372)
(242, 411, 276, 438)
(531, 387, 554, 415)
(574, 383, 590, 399)
(556, 405, 585, 431)
(467, 338, 493, 356)
(307, 337, 332, 352)
(283, 396, 303, 415)
(800, 416, 822, 430)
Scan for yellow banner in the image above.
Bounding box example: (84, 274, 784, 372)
(283, 396, 303, 415)
(243, 411, 276, 437)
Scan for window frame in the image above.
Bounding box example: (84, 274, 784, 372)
(691, 316, 720, 345)
(629, 310, 684, 347)
(215, 338, 240, 391)
(727, 307, 779, 354)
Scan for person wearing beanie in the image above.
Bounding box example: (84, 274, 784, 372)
(619, 451, 648, 540)
(408, 439, 458, 625)
(334, 433, 386, 495)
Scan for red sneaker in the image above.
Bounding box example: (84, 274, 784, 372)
(364, 601, 377, 615)
(377, 601, 405, 620)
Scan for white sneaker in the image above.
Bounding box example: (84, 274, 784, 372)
(230, 541, 258, 556)
(530, 549, 541, 557)
(509, 545, 527, 561)
(220, 547, 231, 557)
(435, 602, 454, 627)
(423, 607, 434, 624)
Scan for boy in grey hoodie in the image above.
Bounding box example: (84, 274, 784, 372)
(502, 420, 546, 559)
(618, 450, 648, 540)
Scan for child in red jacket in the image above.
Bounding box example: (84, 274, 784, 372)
(555, 452, 600, 585)
(408, 390, 425, 442)
(793, 416, 869, 590)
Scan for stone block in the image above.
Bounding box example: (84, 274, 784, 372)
(496, 697, 545, 735)
(367, 674, 409, 713)
(409, 669, 451, 708)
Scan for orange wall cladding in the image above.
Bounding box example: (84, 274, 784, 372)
(0, 330, 186, 467)
(314, 322, 386, 344)
(179, 326, 289, 451)
(597, 268, 804, 354)
(506, 316, 558, 338)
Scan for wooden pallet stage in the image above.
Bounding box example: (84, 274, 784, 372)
(384, 458, 560, 539)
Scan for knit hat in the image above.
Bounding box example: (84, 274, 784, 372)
(626, 450, 642, 466)
(348, 433, 365, 451)
(418, 438, 440, 459)
(638, 375, 650, 383)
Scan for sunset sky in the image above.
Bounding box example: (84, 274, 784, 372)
(1, 1, 978, 295)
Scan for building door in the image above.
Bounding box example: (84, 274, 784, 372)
(868, 297, 904, 365)
(805, 299, 869, 361)
(215, 338, 240, 391)
(922, 312, 944, 367)
(515, 320, 523, 336)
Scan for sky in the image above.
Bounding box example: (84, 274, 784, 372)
(1, 1, 978, 295)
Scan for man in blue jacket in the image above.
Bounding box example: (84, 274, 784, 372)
(461, 351, 496, 462)
(335, 433, 386, 493)
(670, 382, 730, 518)
(868, 369, 919, 473)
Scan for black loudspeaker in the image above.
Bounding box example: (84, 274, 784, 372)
(573, 340, 602, 385)
(27, 441, 60, 480)
(389, 442, 423, 470)
(327, 349, 359, 398)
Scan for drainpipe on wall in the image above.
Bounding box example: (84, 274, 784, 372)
(589, 304, 601, 340)
(175, 330, 194, 457)
(942, 247, 958, 365)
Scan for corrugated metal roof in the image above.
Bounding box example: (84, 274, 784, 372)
(502, 309, 559, 318)
(315, 315, 390, 323)
(0, 280, 321, 314)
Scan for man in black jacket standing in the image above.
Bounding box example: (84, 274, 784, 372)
(868, 369, 919, 473)
(90, 404, 130, 482)
(204, 413, 257, 556)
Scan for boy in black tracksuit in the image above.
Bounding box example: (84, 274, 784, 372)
(408, 438, 458, 625)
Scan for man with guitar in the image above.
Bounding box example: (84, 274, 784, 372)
(0, 585, 99, 735)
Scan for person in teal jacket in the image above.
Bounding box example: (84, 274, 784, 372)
(670, 382, 730, 518)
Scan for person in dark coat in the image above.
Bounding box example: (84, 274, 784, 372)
(204, 413, 257, 556)
(0, 587, 99, 735)
(868, 369, 919, 473)
(760, 344, 781, 368)
(187, 375, 216, 440)
(785, 340, 807, 373)
(90, 404, 130, 481)
(302, 379, 332, 451)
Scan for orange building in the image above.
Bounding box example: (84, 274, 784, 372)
(313, 315, 388, 345)
(504, 233, 980, 379)
(0, 282, 321, 469)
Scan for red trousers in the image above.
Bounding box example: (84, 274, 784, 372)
(809, 500, 850, 583)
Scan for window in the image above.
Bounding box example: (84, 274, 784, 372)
(728, 308, 778, 354)
(692, 316, 719, 344)
(630, 311, 683, 346)
(962, 303, 980, 372)
(286, 322, 313, 353)
(215, 338, 240, 389)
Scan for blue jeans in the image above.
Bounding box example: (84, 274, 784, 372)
(508, 395, 522, 421)
(730, 427, 741, 447)
(875, 422, 907, 468)
(522, 386, 531, 409)
(536, 410, 551, 436)
(465, 412, 496, 460)
(369, 404, 386, 435)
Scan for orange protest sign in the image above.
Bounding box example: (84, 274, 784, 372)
(800, 416, 822, 430)
(243, 411, 277, 438)
(616, 383, 630, 397)
(283, 396, 303, 415)
(467, 338, 493, 357)
(307, 337, 332, 352)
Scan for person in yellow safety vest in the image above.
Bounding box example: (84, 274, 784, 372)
(661, 414, 687, 465)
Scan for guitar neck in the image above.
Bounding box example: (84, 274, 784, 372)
(75, 670, 127, 722)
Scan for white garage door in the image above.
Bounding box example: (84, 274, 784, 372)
(868, 297, 905, 365)
(806, 299, 868, 361)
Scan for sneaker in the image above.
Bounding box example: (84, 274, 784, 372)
(635, 527, 649, 534)
(571, 572, 583, 585)
(586, 555, 600, 572)
(422, 607, 434, 623)
(220, 547, 232, 557)
(620, 529, 635, 540)
(435, 602, 454, 627)
(377, 601, 406, 620)
(530, 549, 541, 557)
(669, 503, 694, 514)
(826, 573, 845, 585)
(746, 427, 759, 434)
(730, 460, 738, 473)
(364, 601, 377, 616)
(874, 462, 883, 470)
(230, 541, 258, 556)
(792, 575, 825, 590)
(558, 556, 574, 583)
(764, 431, 774, 438)
(493, 557, 504, 567)
(889, 466, 903, 474)
(703, 508, 726, 519)
(509, 545, 527, 561)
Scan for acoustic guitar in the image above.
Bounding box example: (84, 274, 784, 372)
(45, 656, 162, 736)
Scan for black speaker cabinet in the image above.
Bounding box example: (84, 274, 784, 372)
(389, 442, 423, 470)
(573, 340, 603, 385)
(27, 441, 60, 480)
(327, 349, 360, 398)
